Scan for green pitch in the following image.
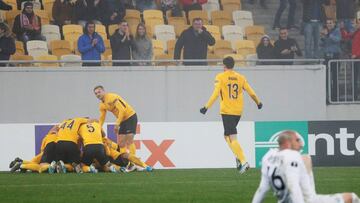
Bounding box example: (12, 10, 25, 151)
(1, 167, 359, 203)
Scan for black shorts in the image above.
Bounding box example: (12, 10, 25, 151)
(40, 142, 56, 164)
(119, 113, 138, 134)
(109, 155, 129, 167)
(221, 114, 241, 136)
(82, 144, 109, 166)
(56, 141, 81, 164)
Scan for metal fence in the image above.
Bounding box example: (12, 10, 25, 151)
(328, 60, 360, 104)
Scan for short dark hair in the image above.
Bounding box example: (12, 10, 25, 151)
(93, 85, 104, 92)
(223, 56, 235, 69)
(119, 20, 128, 25)
(192, 18, 203, 23)
(84, 21, 96, 34)
(279, 27, 288, 32)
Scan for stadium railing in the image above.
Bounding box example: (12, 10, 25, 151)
(328, 59, 360, 105)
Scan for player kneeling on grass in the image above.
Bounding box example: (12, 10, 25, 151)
(252, 130, 360, 203)
(103, 137, 153, 172)
(10, 125, 59, 173)
(78, 121, 117, 173)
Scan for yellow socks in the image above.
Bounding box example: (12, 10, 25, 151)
(21, 163, 40, 172)
(82, 165, 90, 173)
(128, 154, 147, 168)
(225, 136, 247, 164)
(38, 164, 49, 173)
(128, 143, 137, 155)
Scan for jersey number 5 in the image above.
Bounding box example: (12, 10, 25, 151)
(227, 83, 239, 99)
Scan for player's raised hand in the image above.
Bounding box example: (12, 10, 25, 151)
(257, 102, 263, 110)
(200, 107, 207, 114)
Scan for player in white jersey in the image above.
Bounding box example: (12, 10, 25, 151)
(252, 130, 360, 203)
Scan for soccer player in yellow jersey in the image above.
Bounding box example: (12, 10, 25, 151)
(56, 117, 89, 173)
(200, 56, 263, 174)
(93, 85, 138, 155)
(78, 121, 117, 173)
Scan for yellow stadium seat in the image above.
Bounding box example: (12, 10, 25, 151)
(245, 25, 265, 45)
(235, 40, 256, 56)
(152, 39, 164, 58)
(95, 24, 107, 40)
(145, 24, 155, 38)
(124, 9, 141, 26)
(15, 41, 25, 55)
(221, 0, 241, 12)
(35, 54, 59, 67)
(143, 9, 164, 25)
(154, 24, 175, 51)
(210, 11, 232, 30)
(34, 10, 50, 25)
(188, 10, 209, 25)
(62, 24, 83, 50)
(166, 10, 187, 24)
(26, 40, 48, 57)
(222, 25, 244, 49)
(224, 53, 245, 66)
(41, 24, 61, 47)
(245, 53, 258, 66)
(232, 10, 254, 28)
(203, 25, 221, 41)
(155, 53, 176, 66)
(174, 24, 189, 38)
(207, 52, 221, 66)
(214, 40, 233, 58)
(103, 39, 112, 58)
(5, 10, 20, 30)
(43, 0, 55, 20)
(10, 54, 34, 67)
(50, 40, 72, 58)
(60, 54, 82, 67)
(108, 24, 118, 36)
(167, 39, 176, 56)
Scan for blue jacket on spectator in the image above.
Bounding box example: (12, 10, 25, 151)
(320, 25, 341, 54)
(78, 32, 105, 61)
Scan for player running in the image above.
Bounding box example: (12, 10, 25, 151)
(200, 56, 262, 173)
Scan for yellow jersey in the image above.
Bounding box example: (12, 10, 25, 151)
(98, 93, 136, 127)
(40, 132, 57, 152)
(103, 137, 119, 151)
(78, 122, 104, 146)
(205, 70, 260, 116)
(57, 117, 89, 144)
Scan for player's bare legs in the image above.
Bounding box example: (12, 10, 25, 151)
(126, 133, 136, 155)
(117, 134, 127, 154)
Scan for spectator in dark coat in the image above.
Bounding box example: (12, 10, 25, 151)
(78, 22, 105, 66)
(0, 22, 16, 66)
(273, 0, 297, 29)
(110, 20, 133, 66)
(274, 28, 302, 65)
(52, 0, 76, 27)
(75, 0, 109, 27)
(180, 0, 207, 16)
(12, 2, 45, 43)
(174, 18, 215, 66)
(107, 0, 126, 25)
(351, 23, 360, 101)
(0, 0, 12, 10)
(256, 35, 274, 65)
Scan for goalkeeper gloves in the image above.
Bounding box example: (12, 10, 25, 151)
(200, 107, 207, 114)
(257, 102, 263, 109)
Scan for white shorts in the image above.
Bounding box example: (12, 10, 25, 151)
(309, 194, 344, 203)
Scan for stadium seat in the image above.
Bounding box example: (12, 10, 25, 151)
(43, 0, 55, 20)
(222, 25, 244, 49)
(207, 52, 221, 66)
(34, 10, 50, 25)
(15, 41, 25, 55)
(108, 24, 118, 37)
(41, 24, 61, 47)
(103, 39, 112, 58)
(245, 25, 265, 45)
(145, 23, 155, 38)
(73, 40, 80, 55)
(233, 11, 254, 28)
(202, 1, 220, 18)
(34, 54, 59, 67)
(357, 11, 360, 20)
(152, 39, 164, 58)
(246, 53, 258, 66)
(60, 54, 82, 67)
(210, 11, 232, 30)
(10, 54, 34, 67)
(62, 24, 83, 50)
(143, 10, 164, 26)
(188, 10, 209, 24)
(224, 53, 245, 66)
(50, 40, 72, 58)
(214, 40, 233, 58)
(171, 22, 188, 38)
(155, 54, 176, 66)
(95, 24, 107, 40)
(221, 0, 241, 12)
(166, 10, 187, 25)
(167, 39, 176, 56)
(26, 40, 48, 57)
(5, 10, 20, 30)
(204, 25, 221, 41)
(154, 24, 176, 51)
(124, 9, 141, 27)
(235, 40, 256, 56)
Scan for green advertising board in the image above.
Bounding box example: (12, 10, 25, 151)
(254, 121, 308, 168)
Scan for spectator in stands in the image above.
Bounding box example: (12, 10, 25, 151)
(0, 23, 15, 67)
(274, 27, 302, 65)
(110, 20, 133, 66)
(320, 18, 341, 102)
(160, 0, 178, 14)
(135, 0, 157, 12)
(13, 2, 45, 44)
(180, 0, 207, 16)
(132, 23, 153, 66)
(256, 35, 274, 65)
(351, 22, 360, 101)
(302, 0, 326, 59)
(75, 0, 109, 27)
(52, 0, 76, 27)
(336, 0, 356, 33)
(0, 0, 12, 10)
(174, 18, 215, 66)
(107, 0, 126, 25)
(78, 22, 105, 66)
(273, 0, 297, 30)
(16, 0, 43, 10)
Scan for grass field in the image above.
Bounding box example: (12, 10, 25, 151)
(1, 167, 359, 203)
